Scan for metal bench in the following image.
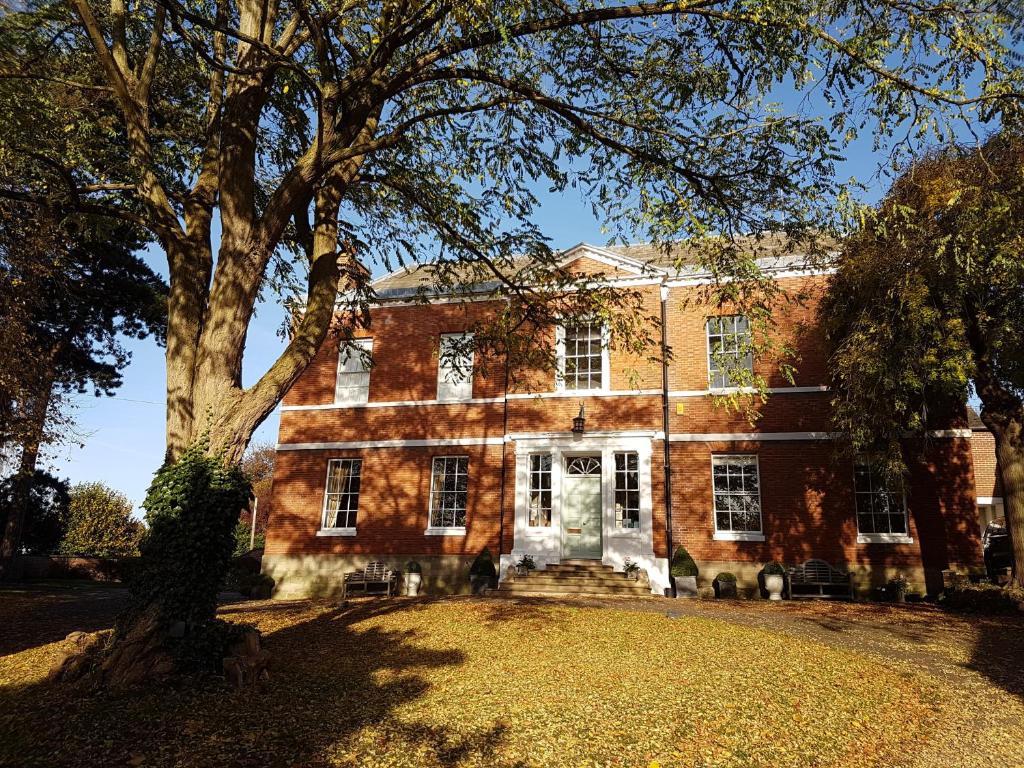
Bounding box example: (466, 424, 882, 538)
(342, 561, 398, 599)
(787, 559, 853, 600)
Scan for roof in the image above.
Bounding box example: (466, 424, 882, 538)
(967, 406, 989, 431)
(372, 233, 838, 298)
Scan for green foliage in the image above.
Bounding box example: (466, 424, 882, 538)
(670, 546, 698, 578)
(762, 562, 786, 577)
(469, 548, 496, 581)
(0, 470, 69, 554)
(405, 560, 422, 574)
(127, 442, 251, 633)
(59, 482, 143, 557)
(515, 554, 536, 571)
(714, 572, 737, 583)
(822, 132, 1024, 481)
(233, 520, 265, 556)
(173, 618, 255, 674)
(940, 582, 1024, 614)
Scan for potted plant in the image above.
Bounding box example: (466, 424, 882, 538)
(469, 548, 497, 594)
(762, 562, 786, 601)
(514, 554, 536, 577)
(888, 574, 909, 603)
(405, 560, 423, 597)
(713, 572, 737, 599)
(623, 558, 641, 581)
(670, 546, 698, 598)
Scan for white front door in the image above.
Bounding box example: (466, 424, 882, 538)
(562, 455, 602, 559)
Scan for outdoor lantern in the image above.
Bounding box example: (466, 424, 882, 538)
(571, 403, 586, 435)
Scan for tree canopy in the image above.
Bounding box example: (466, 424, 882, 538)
(60, 481, 144, 557)
(1, 0, 1020, 463)
(822, 130, 1024, 586)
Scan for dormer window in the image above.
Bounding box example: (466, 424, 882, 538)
(557, 322, 608, 392)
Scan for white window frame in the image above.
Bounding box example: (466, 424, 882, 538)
(426, 455, 469, 535)
(853, 463, 913, 544)
(317, 458, 362, 536)
(555, 321, 610, 392)
(613, 451, 641, 531)
(335, 338, 373, 404)
(527, 453, 553, 528)
(437, 333, 474, 402)
(711, 454, 765, 542)
(706, 315, 753, 391)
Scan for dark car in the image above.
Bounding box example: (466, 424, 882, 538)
(983, 517, 1013, 578)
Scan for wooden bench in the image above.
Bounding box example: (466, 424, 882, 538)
(787, 559, 853, 600)
(342, 561, 398, 599)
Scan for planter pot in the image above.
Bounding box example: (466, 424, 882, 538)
(626, 571, 640, 582)
(515, 565, 530, 578)
(469, 575, 492, 595)
(713, 580, 737, 599)
(405, 572, 422, 597)
(894, 590, 906, 604)
(673, 575, 698, 598)
(764, 574, 785, 601)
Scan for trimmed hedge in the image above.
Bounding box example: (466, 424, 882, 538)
(670, 546, 698, 578)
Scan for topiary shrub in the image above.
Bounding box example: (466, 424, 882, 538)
(121, 441, 253, 671)
(714, 572, 737, 583)
(406, 560, 422, 574)
(670, 546, 698, 578)
(762, 561, 786, 576)
(469, 548, 497, 592)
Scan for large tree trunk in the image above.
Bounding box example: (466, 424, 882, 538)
(0, 380, 52, 580)
(991, 420, 1024, 589)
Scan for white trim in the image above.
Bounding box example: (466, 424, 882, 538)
(510, 430, 663, 443)
(670, 431, 834, 442)
(666, 265, 837, 288)
(282, 397, 505, 411)
(334, 338, 373, 405)
(925, 429, 972, 438)
(977, 496, 1003, 506)
(424, 527, 467, 537)
(713, 531, 766, 542)
(277, 436, 503, 451)
(668, 385, 828, 397)
(507, 388, 660, 400)
(705, 314, 753, 390)
(857, 533, 914, 545)
(710, 453, 764, 539)
(557, 243, 661, 275)
(316, 528, 357, 537)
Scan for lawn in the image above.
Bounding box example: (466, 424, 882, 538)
(0, 595, 956, 768)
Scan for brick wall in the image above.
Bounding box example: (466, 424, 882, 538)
(971, 430, 1003, 498)
(266, 261, 984, 595)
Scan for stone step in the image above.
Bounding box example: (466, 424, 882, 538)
(514, 573, 642, 585)
(542, 563, 617, 574)
(497, 580, 651, 596)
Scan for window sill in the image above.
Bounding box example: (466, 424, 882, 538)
(707, 386, 757, 396)
(425, 527, 467, 537)
(713, 531, 765, 542)
(316, 528, 357, 537)
(857, 534, 913, 545)
(609, 527, 642, 537)
(524, 526, 554, 535)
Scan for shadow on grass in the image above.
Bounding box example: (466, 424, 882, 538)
(0, 597, 519, 768)
(0, 585, 128, 657)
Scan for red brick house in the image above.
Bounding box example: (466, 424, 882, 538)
(263, 241, 985, 598)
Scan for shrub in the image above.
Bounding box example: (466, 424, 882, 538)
(469, 548, 497, 582)
(762, 561, 786, 576)
(714, 572, 737, 583)
(232, 520, 265, 556)
(515, 554, 536, 571)
(941, 582, 1024, 614)
(406, 560, 422, 574)
(59, 482, 143, 557)
(670, 546, 698, 578)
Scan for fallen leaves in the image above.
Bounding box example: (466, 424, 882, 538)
(0, 595, 1020, 768)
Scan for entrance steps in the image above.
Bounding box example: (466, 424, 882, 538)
(497, 559, 652, 597)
